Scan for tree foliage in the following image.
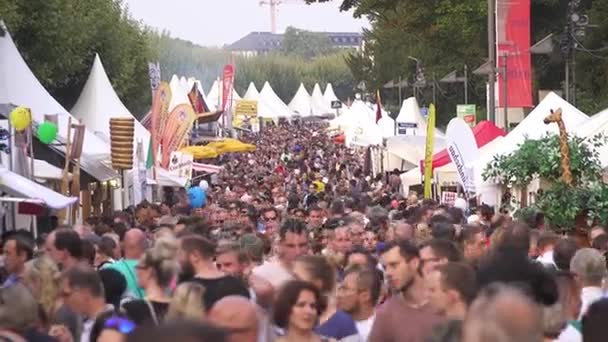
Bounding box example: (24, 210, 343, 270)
(281, 26, 335, 59)
(306, 0, 608, 123)
(483, 133, 608, 231)
(0, 0, 154, 116)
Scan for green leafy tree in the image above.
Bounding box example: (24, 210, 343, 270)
(483, 133, 608, 231)
(281, 26, 335, 59)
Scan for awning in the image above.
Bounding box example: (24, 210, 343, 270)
(192, 162, 223, 174)
(0, 165, 78, 209)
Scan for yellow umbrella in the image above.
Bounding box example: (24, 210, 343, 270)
(207, 139, 256, 154)
(180, 145, 219, 159)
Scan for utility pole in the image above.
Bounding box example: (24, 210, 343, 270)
(502, 53, 508, 130)
(464, 65, 469, 104)
(432, 73, 437, 105)
(488, 0, 496, 124)
(398, 76, 403, 105)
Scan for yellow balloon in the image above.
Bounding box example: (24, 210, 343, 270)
(9, 107, 32, 132)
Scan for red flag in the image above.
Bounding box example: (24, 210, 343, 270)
(222, 65, 234, 111)
(188, 84, 210, 113)
(375, 90, 382, 123)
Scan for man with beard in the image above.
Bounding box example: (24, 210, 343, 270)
(178, 235, 250, 311)
(337, 266, 382, 341)
(368, 240, 443, 342)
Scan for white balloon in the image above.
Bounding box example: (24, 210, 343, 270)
(199, 180, 209, 191)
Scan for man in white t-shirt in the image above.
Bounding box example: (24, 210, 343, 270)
(252, 218, 309, 289)
(337, 264, 382, 341)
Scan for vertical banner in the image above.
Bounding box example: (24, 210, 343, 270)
(147, 62, 161, 98)
(132, 140, 146, 205)
(222, 64, 234, 111)
(496, 0, 532, 107)
(160, 104, 197, 168)
(423, 104, 436, 199)
(148, 82, 172, 171)
(457, 104, 477, 127)
(446, 118, 478, 194)
(375, 90, 382, 123)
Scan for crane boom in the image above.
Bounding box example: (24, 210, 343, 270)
(259, 0, 302, 33)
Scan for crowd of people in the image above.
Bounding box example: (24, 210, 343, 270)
(1, 121, 608, 342)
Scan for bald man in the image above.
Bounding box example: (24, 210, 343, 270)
(462, 284, 543, 342)
(208, 296, 260, 342)
(103, 228, 146, 300)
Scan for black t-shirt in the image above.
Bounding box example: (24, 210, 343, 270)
(189, 276, 250, 311)
(122, 300, 169, 325)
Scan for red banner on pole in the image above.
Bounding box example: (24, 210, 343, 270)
(222, 65, 234, 111)
(496, 0, 532, 108)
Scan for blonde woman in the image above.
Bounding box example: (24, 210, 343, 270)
(22, 257, 80, 341)
(122, 237, 180, 325)
(166, 282, 206, 321)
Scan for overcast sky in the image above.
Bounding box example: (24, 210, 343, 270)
(123, 0, 368, 47)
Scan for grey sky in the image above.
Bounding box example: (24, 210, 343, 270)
(123, 0, 368, 47)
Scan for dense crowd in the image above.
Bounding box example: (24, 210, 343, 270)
(1, 121, 608, 342)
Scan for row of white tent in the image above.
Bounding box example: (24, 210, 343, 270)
(393, 92, 607, 207)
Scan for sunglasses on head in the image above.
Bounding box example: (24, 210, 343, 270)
(104, 316, 136, 334)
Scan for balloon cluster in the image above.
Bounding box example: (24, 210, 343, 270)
(9, 106, 58, 144)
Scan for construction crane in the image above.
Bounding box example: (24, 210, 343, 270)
(259, 0, 303, 33)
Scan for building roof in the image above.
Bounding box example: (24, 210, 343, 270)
(227, 31, 362, 52)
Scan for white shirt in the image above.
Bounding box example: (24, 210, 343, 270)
(355, 314, 375, 342)
(555, 323, 582, 342)
(579, 286, 604, 319)
(537, 250, 556, 268)
(80, 304, 114, 342)
(252, 261, 293, 289)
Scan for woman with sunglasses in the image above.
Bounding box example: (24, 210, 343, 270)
(122, 238, 179, 325)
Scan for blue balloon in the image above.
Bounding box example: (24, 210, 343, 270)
(187, 187, 207, 209)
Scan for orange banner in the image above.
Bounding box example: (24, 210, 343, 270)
(161, 104, 196, 168)
(150, 82, 172, 168)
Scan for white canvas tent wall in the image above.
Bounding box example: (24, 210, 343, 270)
(288, 83, 313, 117)
(71, 54, 151, 155)
(375, 104, 395, 138)
(343, 100, 383, 146)
(0, 23, 116, 182)
(473, 92, 589, 205)
(324, 83, 339, 106)
(260, 82, 295, 119)
(395, 97, 444, 137)
(311, 83, 332, 117)
(385, 135, 447, 171)
(574, 107, 608, 168)
(243, 82, 278, 121)
(168, 75, 191, 111)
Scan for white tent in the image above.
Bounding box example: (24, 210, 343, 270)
(324, 83, 339, 106)
(574, 107, 608, 168)
(207, 80, 220, 110)
(311, 83, 332, 117)
(243, 82, 278, 121)
(385, 135, 447, 171)
(288, 83, 312, 117)
(168, 75, 191, 111)
(343, 100, 383, 146)
(395, 97, 444, 137)
(374, 104, 395, 138)
(260, 82, 295, 119)
(71, 54, 151, 155)
(0, 23, 116, 182)
(473, 92, 589, 205)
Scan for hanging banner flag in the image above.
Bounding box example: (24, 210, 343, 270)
(222, 64, 235, 111)
(132, 140, 146, 205)
(496, 0, 532, 107)
(160, 104, 197, 168)
(375, 90, 382, 123)
(147, 62, 161, 98)
(446, 117, 478, 194)
(149, 82, 172, 169)
(188, 83, 210, 114)
(423, 104, 436, 199)
(168, 151, 194, 180)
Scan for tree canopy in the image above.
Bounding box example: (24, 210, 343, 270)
(305, 0, 608, 123)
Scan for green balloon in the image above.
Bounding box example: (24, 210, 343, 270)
(37, 122, 58, 144)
